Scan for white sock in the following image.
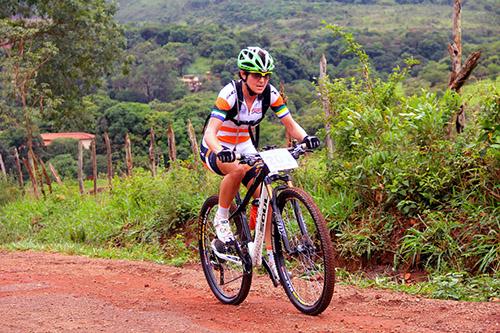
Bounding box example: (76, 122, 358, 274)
(215, 206, 229, 220)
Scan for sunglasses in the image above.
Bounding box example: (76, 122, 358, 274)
(248, 71, 272, 79)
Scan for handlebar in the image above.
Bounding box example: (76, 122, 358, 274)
(235, 143, 311, 166)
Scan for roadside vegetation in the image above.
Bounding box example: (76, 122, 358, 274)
(1, 70, 498, 299)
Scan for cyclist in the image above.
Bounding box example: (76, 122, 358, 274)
(200, 46, 320, 245)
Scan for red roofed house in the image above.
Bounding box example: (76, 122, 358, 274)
(40, 132, 95, 149)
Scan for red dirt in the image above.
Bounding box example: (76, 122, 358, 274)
(0, 250, 498, 333)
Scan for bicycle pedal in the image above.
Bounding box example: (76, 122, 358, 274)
(212, 239, 226, 253)
(212, 239, 237, 254)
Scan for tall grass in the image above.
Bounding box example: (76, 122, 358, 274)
(0, 162, 219, 260)
(0, 177, 22, 207)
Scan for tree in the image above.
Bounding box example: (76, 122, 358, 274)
(45, 138, 79, 160)
(0, 18, 59, 172)
(1, 0, 125, 131)
(110, 42, 188, 103)
(150, 92, 214, 160)
(163, 42, 194, 76)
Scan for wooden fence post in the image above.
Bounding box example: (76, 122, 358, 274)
(77, 141, 84, 194)
(38, 157, 52, 194)
(33, 153, 45, 197)
(157, 145, 164, 169)
(48, 162, 63, 185)
(91, 139, 97, 195)
(448, 0, 462, 87)
(26, 149, 41, 197)
(0, 153, 6, 179)
(149, 128, 156, 177)
(103, 131, 113, 188)
(125, 133, 133, 177)
(447, 0, 481, 135)
(13, 148, 24, 188)
(187, 120, 199, 162)
(167, 124, 177, 162)
(22, 157, 39, 199)
(319, 54, 334, 158)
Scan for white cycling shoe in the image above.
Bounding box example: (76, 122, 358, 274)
(213, 217, 235, 243)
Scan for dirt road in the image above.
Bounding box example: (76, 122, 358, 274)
(0, 250, 498, 333)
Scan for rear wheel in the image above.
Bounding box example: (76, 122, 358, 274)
(198, 195, 252, 305)
(274, 188, 335, 315)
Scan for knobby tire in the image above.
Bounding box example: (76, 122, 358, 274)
(274, 187, 335, 315)
(198, 195, 252, 305)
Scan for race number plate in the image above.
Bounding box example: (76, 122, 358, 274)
(259, 148, 298, 172)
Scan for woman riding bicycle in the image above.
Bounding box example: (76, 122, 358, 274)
(200, 46, 320, 245)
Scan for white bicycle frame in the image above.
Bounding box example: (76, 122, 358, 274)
(211, 179, 279, 279)
(210, 147, 301, 280)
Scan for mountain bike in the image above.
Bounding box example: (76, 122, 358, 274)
(198, 144, 335, 315)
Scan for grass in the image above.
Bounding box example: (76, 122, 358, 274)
(0, 164, 217, 263)
(1, 240, 167, 263)
(336, 268, 499, 302)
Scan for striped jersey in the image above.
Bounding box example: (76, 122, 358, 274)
(209, 81, 290, 145)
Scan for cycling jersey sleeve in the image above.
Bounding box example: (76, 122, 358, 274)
(210, 82, 236, 121)
(269, 85, 290, 119)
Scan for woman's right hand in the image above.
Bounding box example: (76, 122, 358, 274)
(216, 148, 236, 163)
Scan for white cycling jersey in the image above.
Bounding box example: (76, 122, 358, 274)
(208, 80, 290, 145)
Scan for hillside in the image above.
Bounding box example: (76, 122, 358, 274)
(114, 0, 499, 85)
(115, 0, 498, 41)
(115, 0, 497, 29)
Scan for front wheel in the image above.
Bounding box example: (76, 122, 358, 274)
(274, 188, 335, 315)
(198, 195, 252, 305)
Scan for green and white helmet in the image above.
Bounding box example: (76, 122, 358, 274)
(237, 47, 275, 73)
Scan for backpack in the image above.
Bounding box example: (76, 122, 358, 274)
(202, 80, 271, 148)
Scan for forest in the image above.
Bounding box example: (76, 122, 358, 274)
(0, 0, 498, 300)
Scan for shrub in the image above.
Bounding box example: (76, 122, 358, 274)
(45, 138, 79, 160)
(319, 24, 499, 273)
(48, 154, 77, 179)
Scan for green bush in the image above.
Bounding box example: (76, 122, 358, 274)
(45, 138, 79, 160)
(48, 154, 78, 179)
(318, 25, 499, 273)
(83, 154, 108, 176)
